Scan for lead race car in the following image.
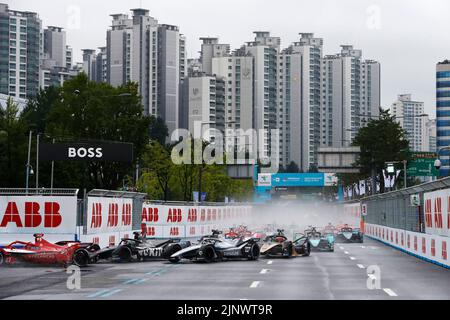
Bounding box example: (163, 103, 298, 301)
(260, 229, 311, 258)
(169, 230, 260, 263)
(0, 234, 97, 267)
(300, 226, 335, 252)
(75, 232, 191, 264)
(335, 224, 364, 243)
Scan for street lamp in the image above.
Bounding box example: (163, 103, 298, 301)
(434, 146, 450, 176)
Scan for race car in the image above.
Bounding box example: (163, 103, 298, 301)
(0, 234, 94, 267)
(335, 225, 364, 243)
(300, 227, 335, 252)
(260, 229, 310, 258)
(169, 230, 260, 263)
(77, 232, 191, 264)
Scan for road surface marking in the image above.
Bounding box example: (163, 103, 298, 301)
(260, 269, 269, 274)
(339, 247, 345, 250)
(368, 274, 376, 280)
(123, 279, 139, 285)
(87, 289, 110, 298)
(134, 279, 148, 285)
(250, 281, 260, 288)
(267, 260, 273, 265)
(100, 289, 122, 298)
(361, 246, 366, 248)
(350, 257, 356, 260)
(383, 288, 398, 297)
(344, 251, 349, 255)
(357, 264, 365, 269)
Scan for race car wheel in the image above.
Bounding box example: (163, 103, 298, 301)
(247, 244, 260, 261)
(202, 246, 216, 263)
(73, 249, 90, 267)
(0, 252, 4, 266)
(89, 244, 101, 252)
(302, 243, 311, 257)
(164, 244, 182, 259)
(284, 243, 293, 258)
(169, 257, 181, 264)
(118, 246, 132, 262)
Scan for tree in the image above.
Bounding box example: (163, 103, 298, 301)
(149, 116, 169, 146)
(0, 98, 28, 187)
(38, 74, 152, 190)
(352, 109, 410, 193)
(286, 161, 300, 173)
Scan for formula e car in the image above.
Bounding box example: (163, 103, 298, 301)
(169, 230, 260, 263)
(260, 229, 310, 258)
(301, 227, 335, 252)
(76, 232, 191, 264)
(335, 225, 364, 243)
(0, 234, 92, 267)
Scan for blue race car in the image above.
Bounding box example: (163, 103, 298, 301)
(300, 227, 334, 252)
(335, 225, 364, 243)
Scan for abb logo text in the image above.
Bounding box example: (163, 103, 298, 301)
(122, 203, 132, 226)
(0, 202, 62, 228)
(167, 209, 182, 223)
(142, 207, 159, 223)
(188, 209, 198, 223)
(91, 203, 102, 228)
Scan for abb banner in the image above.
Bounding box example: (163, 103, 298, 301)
(0, 196, 77, 234)
(141, 204, 252, 238)
(366, 223, 449, 268)
(424, 189, 450, 238)
(86, 197, 133, 234)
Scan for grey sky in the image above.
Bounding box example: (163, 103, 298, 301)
(7, 0, 450, 117)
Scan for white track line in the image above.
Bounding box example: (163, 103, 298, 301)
(350, 257, 356, 260)
(344, 251, 350, 255)
(383, 288, 398, 297)
(361, 246, 366, 249)
(339, 247, 345, 250)
(267, 260, 273, 265)
(260, 269, 269, 274)
(250, 281, 261, 288)
(357, 264, 365, 269)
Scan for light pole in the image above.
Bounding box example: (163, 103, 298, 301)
(434, 146, 450, 177)
(36, 133, 40, 189)
(25, 130, 33, 192)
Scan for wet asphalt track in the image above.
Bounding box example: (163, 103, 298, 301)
(0, 238, 449, 300)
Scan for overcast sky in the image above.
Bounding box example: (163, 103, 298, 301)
(7, 0, 450, 117)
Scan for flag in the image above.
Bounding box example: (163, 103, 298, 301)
(360, 180, 366, 195)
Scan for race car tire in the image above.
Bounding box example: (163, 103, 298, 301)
(89, 244, 101, 252)
(0, 252, 4, 266)
(285, 243, 293, 258)
(202, 246, 216, 263)
(163, 244, 182, 260)
(247, 244, 260, 260)
(118, 246, 133, 262)
(169, 257, 181, 264)
(73, 249, 90, 267)
(303, 243, 311, 257)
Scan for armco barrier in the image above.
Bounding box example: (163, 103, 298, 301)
(365, 223, 449, 268)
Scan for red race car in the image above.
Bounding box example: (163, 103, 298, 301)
(0, 234, 96, 267)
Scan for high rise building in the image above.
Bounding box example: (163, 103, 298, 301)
(44, 26, 66, 68)
(106, 9, 185, 136)
(436, 60, 450, 175)
(390, 94, 427, 152)
(0, 3, 42, 99)
(180, 73, 225, 142)
(95, 47, 107, 83)
(286, 33, 323, 172)
(425, 118, 437, 153)
(321, 45, 380, 148)
(200, 38, 230, 75)
(82, 49, 97, 81)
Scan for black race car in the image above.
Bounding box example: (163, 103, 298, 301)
(260, 229, 310, 258)
(74, 232, 191, 264)
(169, 230, 260, 263)
(335, 225, 364, 243)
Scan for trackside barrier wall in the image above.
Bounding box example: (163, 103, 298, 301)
(0, 189, 79, 244)
(141, 203, 253, 240)
(0, 189, 254, 248)
(357, 177, 450, 268)
(365, 223, 449, 268)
